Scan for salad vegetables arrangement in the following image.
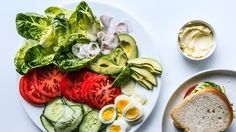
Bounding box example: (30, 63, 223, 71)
(14, 1, 162, 132)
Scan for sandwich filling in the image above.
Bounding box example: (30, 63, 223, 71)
(192, 82, 226, 94)
(185, 82, 226, 99)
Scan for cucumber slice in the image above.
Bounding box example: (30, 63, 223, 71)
(79, 110, 102, 132)
(82, 104, 93, 115)
(70, 105, 84, 125)
(40, 115, 55, 132)
(43, 98, 65, 122)
(62, 97, 82, 106)
(54, 106, 76, 132)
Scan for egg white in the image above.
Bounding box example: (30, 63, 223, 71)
(98, 104, 117, 124)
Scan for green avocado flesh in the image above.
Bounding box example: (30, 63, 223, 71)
(118, 34, 138, 59)
(90, 56, 123, 75)
(130, 66, 157, 86)
(128, 57, 162, 75)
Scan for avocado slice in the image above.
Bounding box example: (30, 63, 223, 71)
(128, 57, 162, 74)
(90, 56, 123, 75)
(118, 34, 138, 59)
(131, 73, 153, 90)
(130, 66, 157, 86)
(109, 48, 128, 67)
(112, 66, 131, 87)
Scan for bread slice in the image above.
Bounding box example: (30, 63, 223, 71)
(170, 87, 233, 132)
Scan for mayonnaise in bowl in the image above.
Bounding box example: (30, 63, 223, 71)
(178, 20, 216, 60)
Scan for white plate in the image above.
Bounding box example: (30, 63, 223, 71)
(19, 1, 162, 132)
(162, 69, 236, 132)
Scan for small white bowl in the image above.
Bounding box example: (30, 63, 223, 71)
(178, 20, 216, 61)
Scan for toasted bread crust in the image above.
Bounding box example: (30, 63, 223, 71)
(170, 87, 233, 132)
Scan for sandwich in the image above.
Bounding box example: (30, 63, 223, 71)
(170, 81, 233, 132)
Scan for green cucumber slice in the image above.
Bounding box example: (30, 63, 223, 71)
(43, 98, 65, 122)
(54, 106, 76, 132)
(40, 115, 55, 132)
(82, 104, 93, 115)
(79, 110, 102, 132)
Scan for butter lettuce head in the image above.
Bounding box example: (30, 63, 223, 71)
(14, 1, 103, 74)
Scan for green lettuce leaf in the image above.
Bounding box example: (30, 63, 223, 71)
(16, 12, 50, 40)
(39, 25, 57, 46)
(69, 1, 100, 43)
(52, 14, 71, 47)
(192, 81, 226, 94)
(54, 50, 100, 71)
(45, 6, 73, 19)
(14, 40, 39, 74)
(24, 45, 57, 69)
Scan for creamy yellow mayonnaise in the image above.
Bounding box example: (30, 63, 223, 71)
(178, 21, 214, 59)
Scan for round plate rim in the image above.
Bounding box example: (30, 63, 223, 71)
(161, 68, 236, 130)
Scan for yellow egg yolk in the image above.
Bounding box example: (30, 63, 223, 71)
(117, 112, 123, 118)
(102, 108, 115, 121)
(125, 106, 140, 120)
(116, 99, 129, 113)
(110, 124, 121, 132)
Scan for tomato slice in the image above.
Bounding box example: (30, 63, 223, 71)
(19, 75, 35, 104)
(84, 75, 122, 109)
(34, 65, 67, 98)
(184, 84, 197, 99)
(60, 70, 97, 102)
(61, 69, 121, 109)
(81, 75, 103, 106)
(20, 70, 51, 105)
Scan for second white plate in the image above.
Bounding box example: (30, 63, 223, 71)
(162, 69, 236, 132)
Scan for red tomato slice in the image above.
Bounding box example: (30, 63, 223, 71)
(84, 75, 122, 109)
(60, 70, 97, 102)
(19, 75, 35, 104)
(34, 65, 67, 98)
(20, 70, 51, 105)
(184, 84, 197, 99)
(80, 74, 103, 106)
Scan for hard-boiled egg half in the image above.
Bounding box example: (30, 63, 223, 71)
(99, 104, 117, 124)
(106, 118, 130, 132)
(115, 95, 131, 114)
(122, 103, 144, 124)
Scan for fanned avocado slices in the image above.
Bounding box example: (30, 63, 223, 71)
(128, 57, 162, 75)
